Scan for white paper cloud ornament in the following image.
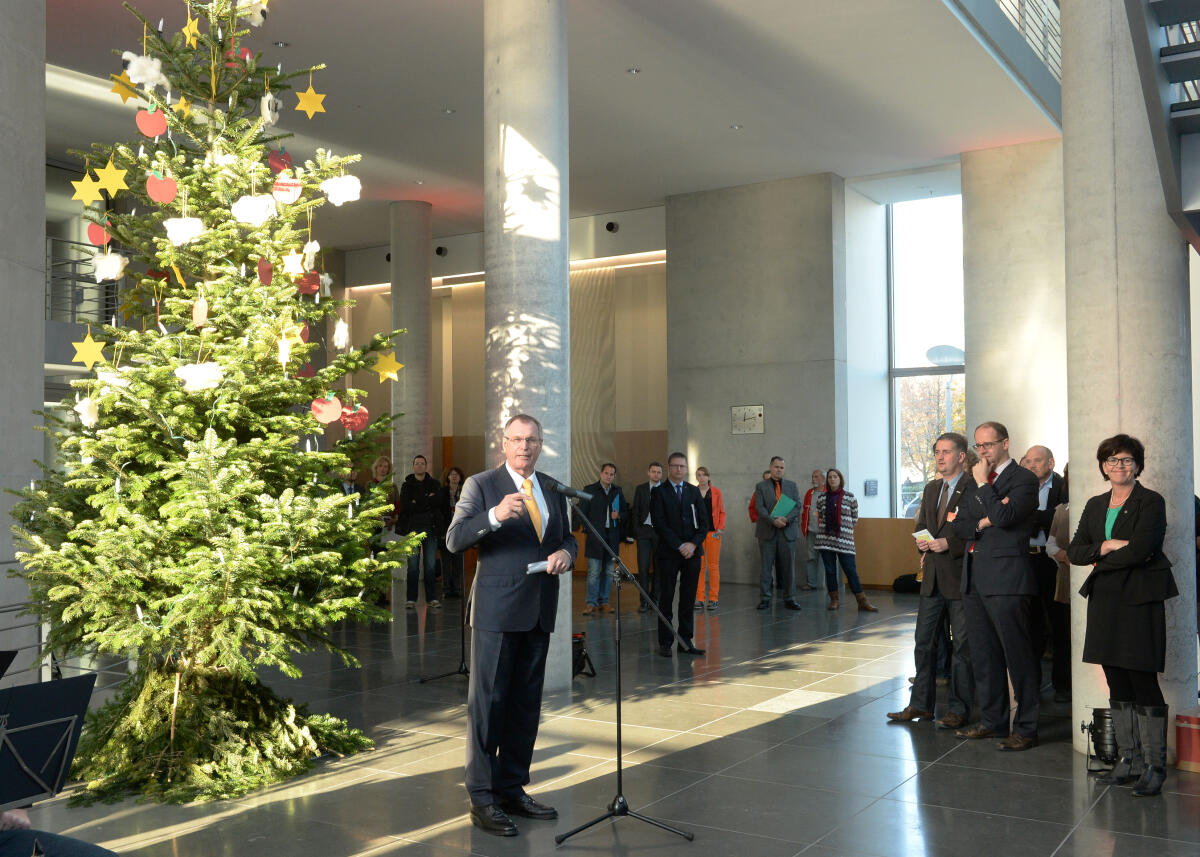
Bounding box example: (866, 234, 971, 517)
(174, 362, 224, 392)
(320, 174, 361, 206)
(164, 216, 204, 245)
(231, 193, 275, 227)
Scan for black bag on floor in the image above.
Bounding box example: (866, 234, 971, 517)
(572, 633, 596, 678)
(892, 573, 920, 593)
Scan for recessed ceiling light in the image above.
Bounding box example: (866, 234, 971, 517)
(413, 179, 424, 185)
(626, 67, 641, 75)
(442, 108, 457, 115)
(273, 41, 289, 48)
(729, 123, 744, 130)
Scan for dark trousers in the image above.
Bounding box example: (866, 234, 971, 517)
(406, 535, 439, 602)
(1032, 551, 1071, 691)
(910, 591, 973, 717)
(441, 546, 464, 596)
(759, 534, 795, 599)
(962, 585, 1041, 737)
(656, 550, 702, 647)
(636, 526, 658, 604)
(466, 626, 550, 806)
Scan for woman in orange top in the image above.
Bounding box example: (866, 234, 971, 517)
(694, 466, 726, 611)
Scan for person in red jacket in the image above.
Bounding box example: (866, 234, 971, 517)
(694, 466, 726, 611)
(800, 469, 825, 591)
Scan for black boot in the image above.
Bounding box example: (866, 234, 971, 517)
(1132, 705, 1168, 797)
(1097, 700, 1143, 785)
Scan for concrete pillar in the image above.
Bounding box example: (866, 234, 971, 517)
(0, 0, 45, 687)
(389, 201, 433, 469)
(483, 0, 571, 691)
(665, 174, 848, 584)
(1062, 0, 1198, 755)
(961, 139, 1067, 459)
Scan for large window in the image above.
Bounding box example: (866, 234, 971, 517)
(889, 195, 965, 516)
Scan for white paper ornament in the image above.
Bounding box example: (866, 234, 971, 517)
(281, 249, 305, 278)
(236, 0, 268, 26)
(164, 216, 204, 245)
(97, 367, 131, 389)
(174, 362, 224, 392)
(260, 92, 282, 126)
(74, 397, 99, 427)
(92, 250, 129, 282)
(231, 193, 275, 227)
(320, 272, 333, 296)
(302, 240, 321, 270)
(122, 51, 170, 91)
(320, 174, 361, 206)
(333, 318, 349, 348)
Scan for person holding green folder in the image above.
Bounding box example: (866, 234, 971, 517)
(753, 457, 803, 611)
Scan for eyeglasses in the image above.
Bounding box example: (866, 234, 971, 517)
(504, 436, 542, 446)
(973, 441, 1002, 451)
(1104, 456, 1135, 468)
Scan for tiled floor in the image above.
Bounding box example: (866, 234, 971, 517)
(31, 580, 1200, 856)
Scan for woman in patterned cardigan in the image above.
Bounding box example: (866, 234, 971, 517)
(814, 468, 877, 612)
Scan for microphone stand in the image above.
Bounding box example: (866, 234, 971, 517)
(420, 550, 469, 684)
(554, 495, 694, 845)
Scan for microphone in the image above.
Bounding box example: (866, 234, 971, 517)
(545, 479, 594, 503)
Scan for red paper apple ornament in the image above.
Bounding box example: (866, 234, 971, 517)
(146, 172, 177, 204)
(271, 176, 302, 204)
(224, 45, 252, 68)
(296, 271, 320, 294)
(299, 322, 310, 343)
(268, 147, 293, 175)
(86, 222, 111, 246)
(311, 393, 343, 424)
(296, 363, 315, 378)
(257, 257, 273, 285)
(340, 404, 370, 432)
(136, 106, 168, 137)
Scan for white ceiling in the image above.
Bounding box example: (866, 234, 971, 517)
(45, 0, 1059, 249)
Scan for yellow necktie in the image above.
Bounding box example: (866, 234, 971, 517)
(522, 478, 543, 541)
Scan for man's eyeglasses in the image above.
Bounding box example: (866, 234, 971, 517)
(973, 441, 1002, 451)
(504, 436, 542, 446)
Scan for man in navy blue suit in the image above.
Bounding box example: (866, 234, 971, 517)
(446, 414, 578, 836)
(650, 451, 710, 657)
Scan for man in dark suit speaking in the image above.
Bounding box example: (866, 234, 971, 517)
(953, 420, 1041, 751)
(446, 414, 578, 836)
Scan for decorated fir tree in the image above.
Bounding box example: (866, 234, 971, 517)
(10, 1, 417, 802)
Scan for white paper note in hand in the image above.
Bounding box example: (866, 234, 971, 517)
(527, 560, 549, 575)
(912, 529, 935, 543)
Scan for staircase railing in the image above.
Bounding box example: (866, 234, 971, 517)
(45, 236, 121, 325)
(995, 0, 1063, 82)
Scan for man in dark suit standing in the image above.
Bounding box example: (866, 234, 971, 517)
(1020, 445, 1070, 702)
(888, 432, 975, 729)
(753, 457, 803, 611)
(650, 452, 709, 657)
(953, 421, 1041, 751)
(628, 462, 663, 613)
(446, 414, 578, 836)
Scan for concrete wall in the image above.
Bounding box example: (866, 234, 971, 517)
(665, 174, 848, 585)
(0, 1, 45, 686)
(962, 139, 1067, 458)
(844, 187, 891, 517)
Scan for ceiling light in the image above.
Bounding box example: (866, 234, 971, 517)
(442, 108, 456, 115)
(626, 67, 641, 75)
(729, 124, 743, 131)
(413, 179, 424, 185)
(273, 41, 289, 48)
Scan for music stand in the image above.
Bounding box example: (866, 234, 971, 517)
(0, 674, 97, 812)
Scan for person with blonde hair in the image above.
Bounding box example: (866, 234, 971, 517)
(694, 466, 725, 611)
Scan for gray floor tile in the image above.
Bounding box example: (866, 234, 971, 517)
(1054, 826, 1200, 856)
(722, 743, 923, 798)
(1078, 785, 1200, 843)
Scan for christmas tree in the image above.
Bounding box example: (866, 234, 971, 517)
(9, 0, 418, 802)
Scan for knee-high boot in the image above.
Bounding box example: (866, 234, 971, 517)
(1096, 700, 1142, 785)
(1132, 705, 1168, 797)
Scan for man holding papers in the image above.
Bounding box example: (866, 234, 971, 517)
(753, 457, 803, 611)
(651, 452, 711, 656)
(888, 432, 976, 729)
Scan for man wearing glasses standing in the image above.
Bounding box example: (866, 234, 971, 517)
(650, 452, 710, 657)
(953, 421, 1042, 750)
(447, 415, 578, 836)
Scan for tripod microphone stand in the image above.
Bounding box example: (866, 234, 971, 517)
(420, 552, 469, 684)
(555, 500, 694, 845)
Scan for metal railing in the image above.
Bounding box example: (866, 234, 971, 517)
(46, 236, 121, 324)
(1164, 21, 1200, 104)
(995, 0, 1063, 82)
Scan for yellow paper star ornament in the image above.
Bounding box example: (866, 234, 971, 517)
(71, 172, 104, 206)
(72, 331, 107, 371)
(295, 83, 326, 119)
(371, 351, 403, 382)
(174, 95, 192, 119)
(110, 71, 137, 104)
(95, 158, 128, 197)
(181, 15, 201, 49)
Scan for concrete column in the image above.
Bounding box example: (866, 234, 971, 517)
(1062, 0, 1197, 755)
(389, 201, 433, 470)
(0, 1, 45, 687)
(483, 0, 571, 691)
(961, 139, 1067, 458)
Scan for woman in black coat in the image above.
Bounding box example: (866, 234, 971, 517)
(1067, 434, 1178, 797)
(438, 467, 466, 598)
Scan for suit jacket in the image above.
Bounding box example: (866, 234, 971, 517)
(446, 465, 578, 633)
(1067, 481, 1178, 605)
(577, 481, 629, 558)
(913, 473, 974, 599)
(753, 478, 801, 541)
(629, 481, 660, 539)
(953, 460, 1039, 596)
(1032, 472, 1067, 541)
(650, 481, 709, 557)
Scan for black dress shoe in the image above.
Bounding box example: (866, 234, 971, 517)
(680, 644, 706, 656)
(500, 794, 558, 820)
(470, 804, 518, 836)
(656, 644, 673, 657)
(756, 599, 770, 610)
(783, 599, 802, 611)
